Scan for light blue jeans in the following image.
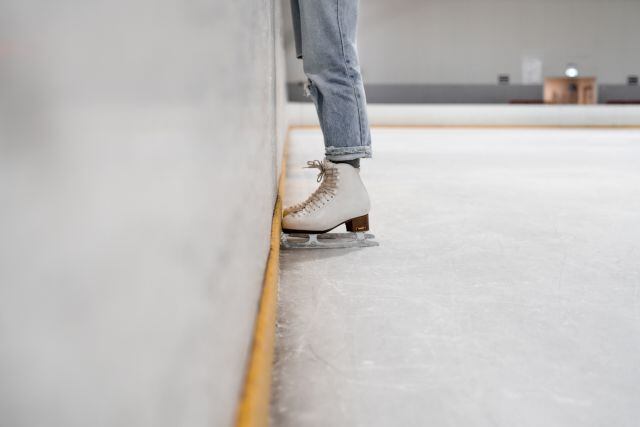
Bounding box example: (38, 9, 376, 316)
(290, 0, 372, 161)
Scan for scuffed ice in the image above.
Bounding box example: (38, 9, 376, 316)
(272, 128, 640, 427)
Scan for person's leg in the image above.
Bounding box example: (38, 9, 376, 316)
(295, 0, 371, 163)
(283, 0, 374, 241)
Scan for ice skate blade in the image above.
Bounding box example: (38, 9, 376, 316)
(281, 232, 379, 249)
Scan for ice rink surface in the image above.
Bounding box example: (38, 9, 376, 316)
(272, 127, 640, 427)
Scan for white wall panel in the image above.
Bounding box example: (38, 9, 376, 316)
(0, 1, 285, 426)
(284, 0, 640, 85)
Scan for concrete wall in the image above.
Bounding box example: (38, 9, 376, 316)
(0, 1, 285, 427)
(284, 0, 640, 85)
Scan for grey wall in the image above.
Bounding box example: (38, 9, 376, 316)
(0, 1, 285, 427)
(284, 0, 640, 86)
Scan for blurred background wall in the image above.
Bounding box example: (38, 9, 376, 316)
(0, 1, 285, 427)
(284, 0, 640, 103)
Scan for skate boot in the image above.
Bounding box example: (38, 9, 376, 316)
(281, 159, 379, 249)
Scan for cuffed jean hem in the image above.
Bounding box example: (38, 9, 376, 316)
(325, 145, 372, 161)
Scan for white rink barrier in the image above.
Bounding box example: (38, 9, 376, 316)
(288, 103, 640, 127)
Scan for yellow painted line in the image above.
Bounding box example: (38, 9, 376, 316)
(235, 137, 287, 427)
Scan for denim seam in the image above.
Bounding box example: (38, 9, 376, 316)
(336, 0, 364, 147)
(307, 80, 326, 139)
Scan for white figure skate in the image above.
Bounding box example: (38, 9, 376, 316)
(281, 159, 379, 249)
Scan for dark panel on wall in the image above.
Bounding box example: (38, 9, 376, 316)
(288, 83, 543, 104)
(288, 83, 640, 104)
(599, 85, 640, 104)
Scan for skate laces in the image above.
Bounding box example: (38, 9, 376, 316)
(305, 160, 326, 183)
(290, 160, 338, 215)
(286, 160, 325, 212)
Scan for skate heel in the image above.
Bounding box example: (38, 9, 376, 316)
(345, 214, 370, 232)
